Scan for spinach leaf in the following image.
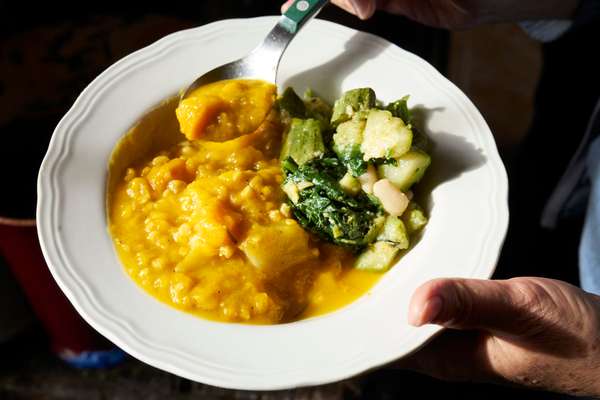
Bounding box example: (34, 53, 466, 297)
(282, 157, 383, 250)
(386, 95, 412, 125)
(371, 157, 398, 166)
(338, 144, 367, 177)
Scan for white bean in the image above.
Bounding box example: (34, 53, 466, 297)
(373, 179, 409, 216)
(358, 165, 378, 194)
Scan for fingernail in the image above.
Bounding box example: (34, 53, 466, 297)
(409, 296, 443, 327)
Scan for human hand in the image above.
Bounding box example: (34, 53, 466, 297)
(282, 0, 579, 29)
(401, 277, 600, 397)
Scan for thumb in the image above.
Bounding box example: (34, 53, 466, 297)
(408, 278, 537, 335)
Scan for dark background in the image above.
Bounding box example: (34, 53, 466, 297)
(1, 1, 599, 399)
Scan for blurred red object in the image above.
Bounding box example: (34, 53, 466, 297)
(0, 235, 33, 344)
(0, 217, 119, 363)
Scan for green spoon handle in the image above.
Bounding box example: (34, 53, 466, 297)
(246, 0, 328, 82)
(281, 0, 329, 34)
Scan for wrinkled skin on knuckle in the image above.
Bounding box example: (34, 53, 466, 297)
(506, 278, 559, 336)
(509, 278, 600, 349)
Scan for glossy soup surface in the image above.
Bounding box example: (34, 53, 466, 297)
(108, 80, 380, 324)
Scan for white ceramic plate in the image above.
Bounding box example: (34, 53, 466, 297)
(37, 17, 508, 390)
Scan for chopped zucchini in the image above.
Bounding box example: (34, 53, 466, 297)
(363, 215, 386, 243)
(386, 96, 431, 152)
(304, 90, 333, 123)
(354, 241, 399, 272)
(361, 109, 412, 161)
(377, 216, 409, 249)
(402, 202, 428, 234)
(333, 117, 365, 153)
(355, 216, 408, 272)
(339, 172, 361, 195)
(278, 87, 306, 120)
(332, 116, 368, 176)
(377, 149, 431, 191)
(280, 118, 326, 165)
(331, 88, 376, 127)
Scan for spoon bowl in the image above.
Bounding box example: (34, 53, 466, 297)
(180, 0, 329, 101)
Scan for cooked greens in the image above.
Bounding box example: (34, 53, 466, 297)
(386, 95, 412, 125)
(279, 87, 431, 271)
(282, 157, 383, 249)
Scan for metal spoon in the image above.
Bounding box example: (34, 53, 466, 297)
(180, 0, 329, 101)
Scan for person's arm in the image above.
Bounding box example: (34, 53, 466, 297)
(402, 277, 600, 397)
(283, 0, 579, 28)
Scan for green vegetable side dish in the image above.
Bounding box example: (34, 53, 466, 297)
(278, 87, 431, 272)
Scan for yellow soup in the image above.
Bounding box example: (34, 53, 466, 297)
(108, 80, 380, 324)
